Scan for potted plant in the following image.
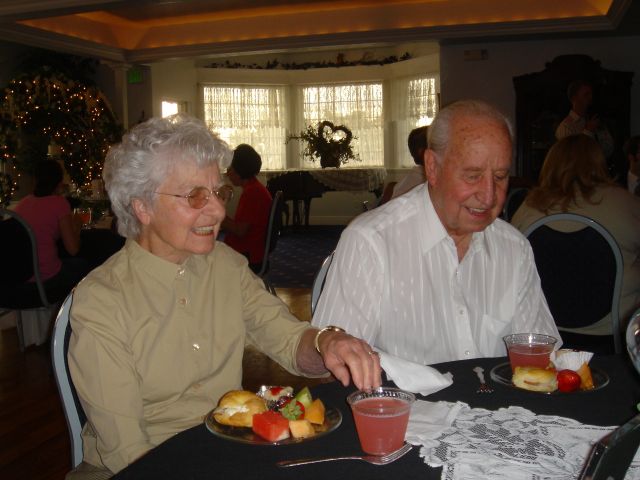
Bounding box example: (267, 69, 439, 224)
(287, 120, 359, 168)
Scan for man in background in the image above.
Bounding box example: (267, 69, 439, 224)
(392, 125, 428, 199)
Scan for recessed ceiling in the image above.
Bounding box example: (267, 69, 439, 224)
(0, 0, 633, 63)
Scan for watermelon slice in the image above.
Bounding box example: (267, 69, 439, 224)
(252, 410, 290, 442)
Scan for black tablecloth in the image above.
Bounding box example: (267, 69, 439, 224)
(113, 355, 640, 480)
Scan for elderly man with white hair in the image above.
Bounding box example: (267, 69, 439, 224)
(313, 100, 560, 366)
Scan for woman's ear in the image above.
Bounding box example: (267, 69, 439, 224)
(132, 198, 152, 226)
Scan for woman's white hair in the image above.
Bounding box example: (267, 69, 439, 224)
(427, 99, 514, 163)
(103, 114, 232, 238)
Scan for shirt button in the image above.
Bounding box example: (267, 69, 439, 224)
(192, 343, 200, 351)
(459, 309, 464, 315)
(465, 350, 470, 356)
(178, 268, 185, 276)
(179, 298, 187, 306)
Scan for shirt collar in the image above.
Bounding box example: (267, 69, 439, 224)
(125, 239, 203, 283)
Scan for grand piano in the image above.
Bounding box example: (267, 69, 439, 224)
(265, 168, 386, 226)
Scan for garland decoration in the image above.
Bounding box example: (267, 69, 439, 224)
(0, 70, 122, 187)
(205, 52, 411, 70)
(0, 171, 15, 206)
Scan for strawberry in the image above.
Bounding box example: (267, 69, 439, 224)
(279, 398, 305, 420)
(557, 369, 581, 393)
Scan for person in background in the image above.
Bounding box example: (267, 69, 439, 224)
(624, 135, 640, 195)
(555, 79, 613, 158)
(392, 125, 428, 199)
(68, 115, 380, 479)
(222, 144, 272, 273)
(313, 100, 559, 366)
(14, 159, 88, 302)
(511, 134, 640, 341)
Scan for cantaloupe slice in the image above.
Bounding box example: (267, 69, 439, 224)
(577, 362, 594, 390)
(289, 419, 315, 439)
(305, 398, 325, 425)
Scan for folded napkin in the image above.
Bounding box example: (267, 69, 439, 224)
(377, 350, 453, 396)
(406, 399, 640, 480)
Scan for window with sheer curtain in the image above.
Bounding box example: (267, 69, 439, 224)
(202, 85, 288, 170)
(298, 83, 384, 168)
(391, 76, 439, 167)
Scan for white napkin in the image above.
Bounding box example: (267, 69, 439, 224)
(406, 399, 640, 480)
(377, 350, 453, 396)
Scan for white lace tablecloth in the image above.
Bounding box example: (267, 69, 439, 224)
(406, 400, 640, 479)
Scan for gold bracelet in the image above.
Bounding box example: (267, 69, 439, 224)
(314, 325, 346, 354)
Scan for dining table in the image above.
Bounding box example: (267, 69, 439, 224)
(112, 354, 640, 480)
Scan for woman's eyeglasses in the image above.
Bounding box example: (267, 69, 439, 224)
(154, 185, 234, 209)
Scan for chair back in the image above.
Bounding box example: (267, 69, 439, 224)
(51, 292, 86, 468)
(311, 251, 335, 315)
(0, 208, 50, 307)
(523, 213, 623, 353)
(257, 190, 284, 277)
(579, 413, 640, 480)
(502, 187, 529, 222)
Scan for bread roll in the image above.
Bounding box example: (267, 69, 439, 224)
(512, 366, 558, 393)
(213, 390, 267, 427)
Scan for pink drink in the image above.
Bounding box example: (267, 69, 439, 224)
(507, 344, 553, 371)
(351, 397, 411, 455)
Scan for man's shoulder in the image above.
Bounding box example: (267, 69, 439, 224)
(350, 185, 424, 234)
(485, 218, 529, 249)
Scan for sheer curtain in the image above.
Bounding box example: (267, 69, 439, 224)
(202, 85, 288, 170)
(296, 83, 384, 168)
(390, 76, 439, 167)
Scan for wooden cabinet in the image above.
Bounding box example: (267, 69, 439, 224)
(513, 55, 633, 184)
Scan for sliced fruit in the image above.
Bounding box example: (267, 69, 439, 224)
(576, 363, 595, 390)
(305, 398, 325, 425)
(279, 398, 305, 420)
(252, 411, 290, 442)
(288, 419, 315, 439)
(294, 386, 313, 409)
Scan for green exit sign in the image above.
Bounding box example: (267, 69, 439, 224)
(127, 68, 143, 84)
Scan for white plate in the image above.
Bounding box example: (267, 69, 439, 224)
(489, 362, 609, 394)
(204, 406, 342, 445)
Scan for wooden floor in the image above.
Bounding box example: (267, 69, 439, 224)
(0, 287, 319, 480)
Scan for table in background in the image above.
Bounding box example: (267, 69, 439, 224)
(113, 355, 640, 480)
(265, 168, 386, 226)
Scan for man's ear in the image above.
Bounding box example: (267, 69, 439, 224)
(425, 149, 440, 186)
(132, 198, 152, 226)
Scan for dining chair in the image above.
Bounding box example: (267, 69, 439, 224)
(51, 291, 86, 469)
(579, 412, 640, 480)
(523, 213, 623, 354)
(502, 186, 529, 222)
(311, 251, 335, 315)
(0, 208, 53, 351)
(258, 191, 284, 294)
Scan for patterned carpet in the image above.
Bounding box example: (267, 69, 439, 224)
(265, 225, 345, 288)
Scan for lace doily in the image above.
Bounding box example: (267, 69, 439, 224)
(406, 400, 640, 480)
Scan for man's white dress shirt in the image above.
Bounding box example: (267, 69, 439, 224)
(313, 184, 560, 366)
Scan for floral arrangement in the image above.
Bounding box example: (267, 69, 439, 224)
(287, 121, 359, 168)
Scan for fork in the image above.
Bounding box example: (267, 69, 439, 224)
(473, 366, 494, 393)
(277, 442, 412, 467)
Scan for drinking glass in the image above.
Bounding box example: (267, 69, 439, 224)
(347, 387, 414, 455)
(74, 207, 92, 229)
(503, 333, 557, 371)
(627, 311, 640, 375)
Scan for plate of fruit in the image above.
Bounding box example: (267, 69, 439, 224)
(205, 386, 342, 445)
(490, 349, 609, 394)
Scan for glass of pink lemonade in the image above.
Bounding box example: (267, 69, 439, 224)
(347, 387, 415, 456)
(503, 333, 557, 372)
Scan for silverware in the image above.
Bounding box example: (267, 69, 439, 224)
(277, 442, 412, 467)
(473, 366, 494, 393)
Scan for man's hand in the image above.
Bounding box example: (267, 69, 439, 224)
(317, 330, 382, 391)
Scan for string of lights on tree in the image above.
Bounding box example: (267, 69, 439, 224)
(0, 70, 122, 203)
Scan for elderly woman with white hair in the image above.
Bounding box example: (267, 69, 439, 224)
(67, 115, 381, 479)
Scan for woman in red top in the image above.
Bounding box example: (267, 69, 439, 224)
(222, 144, 272, 273)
